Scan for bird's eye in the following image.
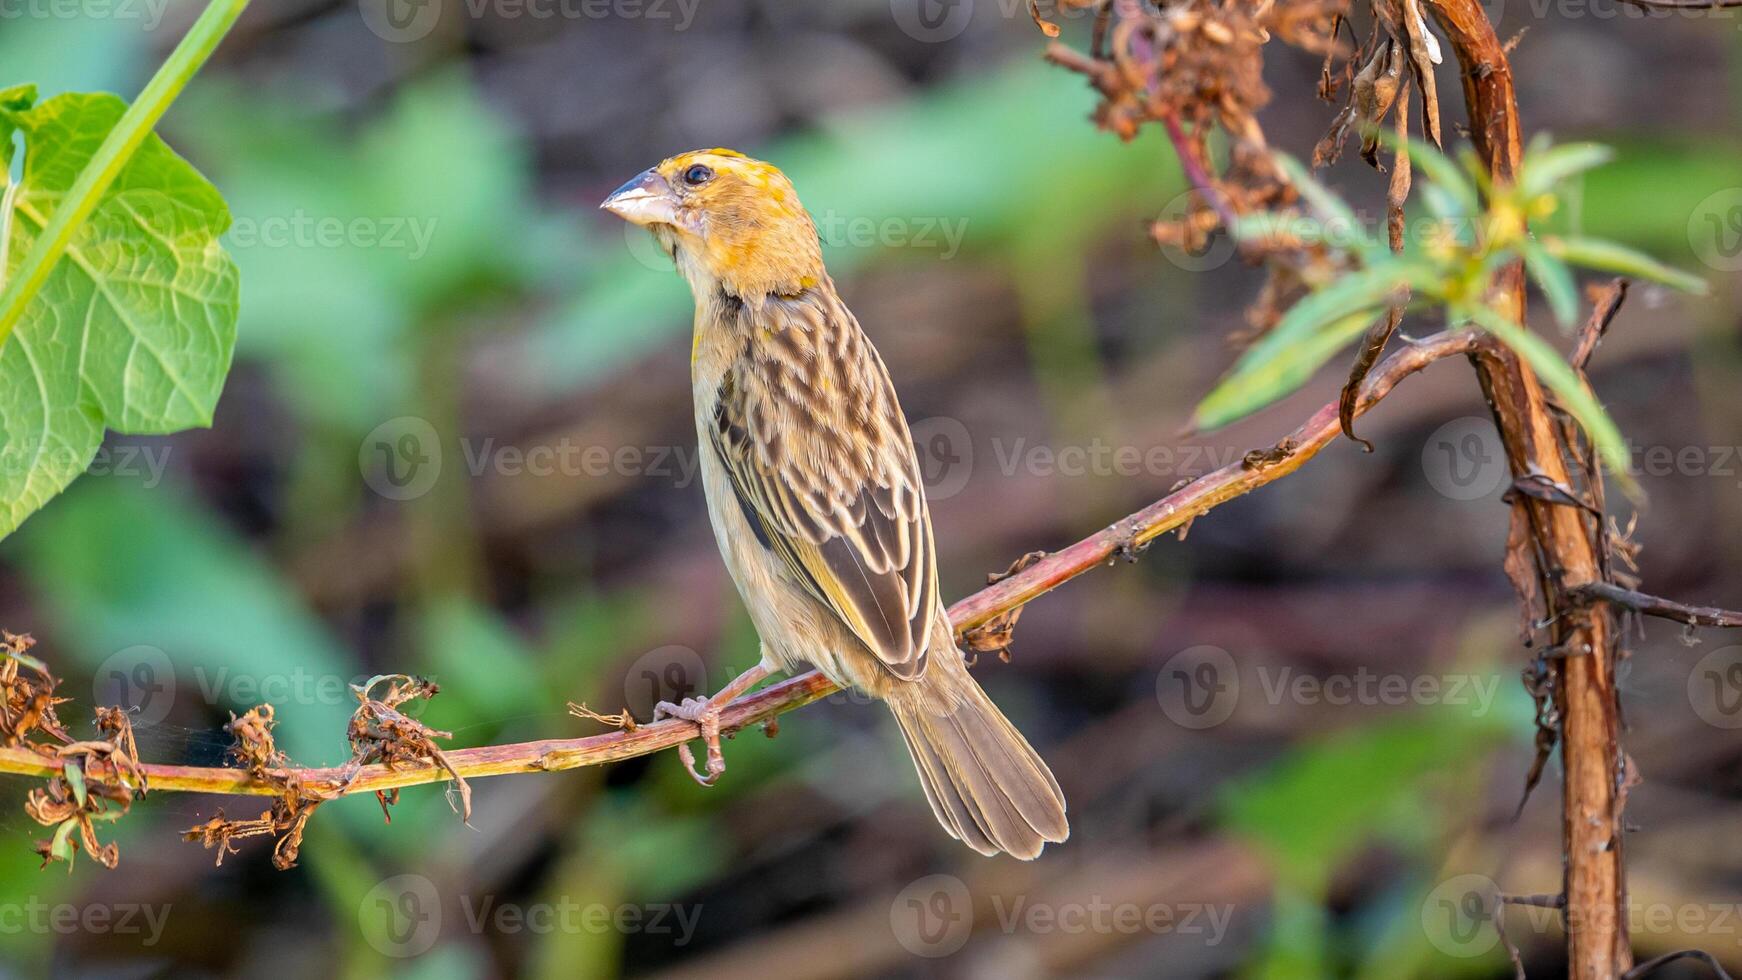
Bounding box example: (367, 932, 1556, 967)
(682, 164, 714, 186)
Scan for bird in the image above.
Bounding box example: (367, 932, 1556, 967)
(601, 149, 1068, 859)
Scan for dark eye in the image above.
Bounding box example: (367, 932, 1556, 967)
(682, 164, 714, 186)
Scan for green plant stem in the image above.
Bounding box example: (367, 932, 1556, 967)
(0, 0, 250, 353)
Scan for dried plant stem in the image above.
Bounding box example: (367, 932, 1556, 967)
(1426, 1, 1631, 974)
(1571, 582, 1742, 630)
(0, 332, 1481, 801)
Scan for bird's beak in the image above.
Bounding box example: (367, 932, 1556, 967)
(600, 168, 682, 228)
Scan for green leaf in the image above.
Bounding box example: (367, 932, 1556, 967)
(1194, 310, 1382, 432)
(0, 0, 248, 542)
(63, 760, 87, 807)
(1230, 211, 1322, 247)
(1417, 185, 1468, 227)
(1544, 235, 1708, 295)
(0, 92, 240, 540)
(1464, 304, 1639, 499)
(1519, 237, 1579, 328)
(48, 818, 77, 868)
(1397, 137, 1480, 219)
(0, 84, 37, 172)
(1273, 153, 1374, 254)
(1519, 142, 1614, 200)
(1192, 260, 1435, 431)
(0, 642, 50, 676)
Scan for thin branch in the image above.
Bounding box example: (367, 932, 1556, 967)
(1158, 110, 1242, 233)
(0, 332, 1482, 801)
(1572, 278, 1628, 371)
(1570, 582, 1742, 629)
(1622, 950, 1737, 980)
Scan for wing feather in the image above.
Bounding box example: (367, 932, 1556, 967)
(710, 291, 936, 679)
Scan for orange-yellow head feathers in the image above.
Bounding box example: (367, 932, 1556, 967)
(601, 150, 826, 300)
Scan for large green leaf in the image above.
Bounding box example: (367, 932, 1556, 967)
(0, 90, 238, 539)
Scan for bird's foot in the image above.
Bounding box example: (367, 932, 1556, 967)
(654, 695, 728, 786)
(653, 664, 772, 787)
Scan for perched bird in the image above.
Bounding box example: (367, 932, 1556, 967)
(601, 150, 1068, 859)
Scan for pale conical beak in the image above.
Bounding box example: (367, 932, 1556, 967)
(600, 168, 681, 228)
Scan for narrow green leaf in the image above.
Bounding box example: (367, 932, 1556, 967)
(1417, 185, 1467, 227)
(1519, 237, 1579, 328)
(1230, 212, 1321, 247)
(1392, 136, 1479, 218)
(1192, 260, 1438, 431)
(1465, 304, 1639, 499)
(48, 818, 77, 868)
(1545, 235, 1708, 294)
(64, 760, 87, 807)
(1193, 310, 1383, 432)
(1519, 142, 1614, 200)
(0, 644, 50, 675)
(1272, 153, 1372, 253)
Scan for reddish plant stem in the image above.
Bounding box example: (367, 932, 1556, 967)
(1158, 110, 1241, 233)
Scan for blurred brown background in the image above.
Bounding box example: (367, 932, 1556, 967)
(0, 0, 1739, 976)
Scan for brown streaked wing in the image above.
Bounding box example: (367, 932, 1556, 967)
(709, 290, 937, 680)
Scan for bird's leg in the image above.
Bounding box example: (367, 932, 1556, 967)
(654, 664, 772, 787)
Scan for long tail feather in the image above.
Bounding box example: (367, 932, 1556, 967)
(887, 659, 1067, 860)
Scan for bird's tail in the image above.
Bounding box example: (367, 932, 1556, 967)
(887, 653, 1068, 859)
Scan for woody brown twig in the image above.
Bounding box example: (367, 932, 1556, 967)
(1424, 1, 1631, 974)
(1570, 582, 1742, 630)
(0, 331, 1480, 801)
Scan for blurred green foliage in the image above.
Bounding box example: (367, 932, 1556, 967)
(0, 7, 1737, 975)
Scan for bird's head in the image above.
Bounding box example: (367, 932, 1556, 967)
(601, 149, 826, 300)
